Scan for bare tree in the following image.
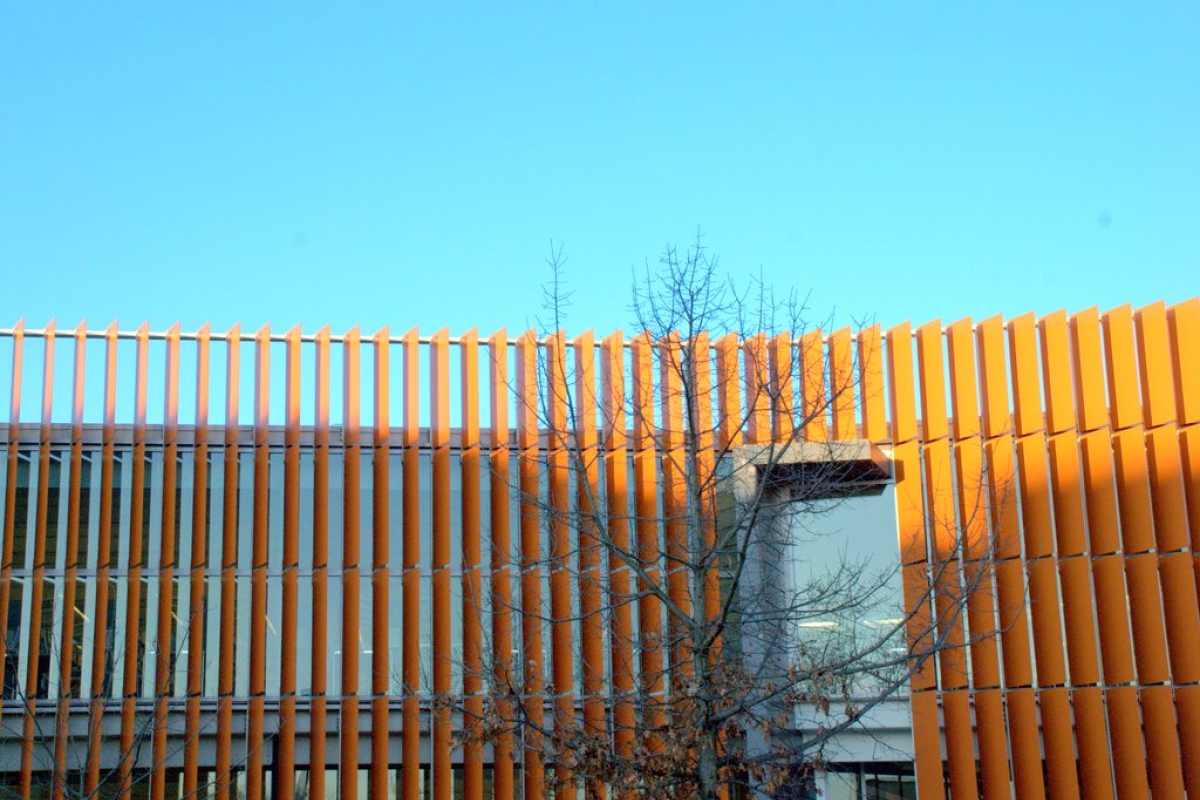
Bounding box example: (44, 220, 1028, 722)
(449, 236, 998, 799)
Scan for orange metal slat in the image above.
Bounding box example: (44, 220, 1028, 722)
(277, 327, 301, 800)
(908, 691, 947, 800)
(972, 688, 1012, 800)
(1038, 310, 1075, 435)
(1015, 434, 1055, 558)
(1175, 684, 1200, 799)
(516, 329, 545, 800)
(1104, 685, 1150, 800)
(1057, 556, 1101, 685)
(84, 324, 116, 797)
(714, 332, 742, 450)
(1038, 686, 1081, 800)
(546, 331, 576, 789)
(246, 326, 271, 800)
(976, 316, 1011, 440)
(1184, 424, 1200, 554)
(941, 690, 980, 800)
(52, 323, 87, 800)
(1158, 551, 1200, 682)
(1168, 299, 1200, 425)
(340, 327, 362, 800)
(487, 329, 514, 800)
(601, 331, 636, 763)
(914, 320, 947, 442)
(945, 317, 979, 441)
(1007, 313, 1043, 437)
(827, 328, 854, 441)
(0, 322, 24, 757)
(953, 440, 1001, 690)
(117, 323, 148, 798)
(183, 324, 211, 799)
(20, 323, 54, 799)
(1070, 308, 1109, 433)
(992, 557, 1034, 688)
(1024, 558, 1067, 687)
(151, 324, 181, 800)
(801, 329, 825, 441)
(1089, 555, 1136, 683)
(892, 441, 928, 567)
(1047, 433, 1087, 556)
(461, 330, 484, 800)
(885, 322, 917, 444)
(309, 326, 332, 800)
(630, 333, 664, 740)
(768, 331, 794, 441)
(402, 327, 422, 800)
(1134, 301, 1179, 429)
(1141, 684, 1187, 800)
(1146, 424, 1190, 552)
(857, 324, 886, 442)
(1079, 431, 1122, 555)
(432, 328, 453, 800)
(1124, 553, 1171, 684)
(370, 327, 391, 800)
(923, 439, 969, 691)
(743, 333, 770, 444)
(1102, 304, 1143, 431)
(1069, 699, 1114, 800)
(660, 333, 691, 680)
(1004, 689, 1047, 800)
(574, 332, 606, 770)
(689, 332, 721, 641)
(983, 435, 1023, 561)
(893, 441, 934, 692)
(215, 324, 240, 800)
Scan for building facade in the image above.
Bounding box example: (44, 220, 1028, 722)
(0, 301, 1198, 799)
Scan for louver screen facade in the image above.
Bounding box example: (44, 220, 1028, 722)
(0, 300, 1197, 800)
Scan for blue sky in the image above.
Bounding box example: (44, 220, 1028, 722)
(2, 3, 1196, 338)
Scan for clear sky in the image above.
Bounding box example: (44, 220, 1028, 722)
(2, 3, 1196, 338)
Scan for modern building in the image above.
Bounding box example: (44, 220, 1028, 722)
(0, 301, 1197, 799)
